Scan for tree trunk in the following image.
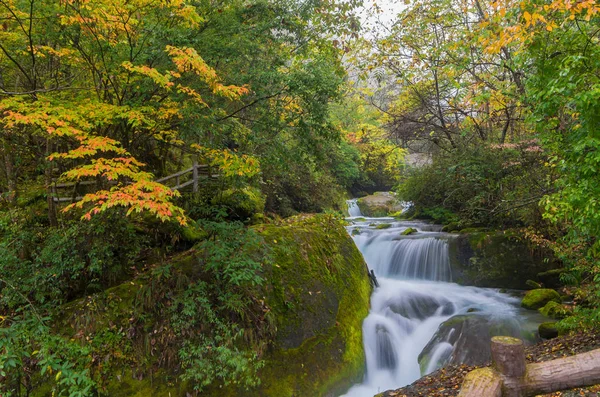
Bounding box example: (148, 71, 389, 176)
(2, 139, 18, 205)
(457, 368, 502, 397)
(45, 139, 58, 227)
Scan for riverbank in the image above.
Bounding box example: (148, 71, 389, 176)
(376, 330, 600, 397)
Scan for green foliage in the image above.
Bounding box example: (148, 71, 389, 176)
(0, 209, 146, 309)
(0, 311, 95, 397)
(397, 143, 550, 228)
(167, 220, 271, 391)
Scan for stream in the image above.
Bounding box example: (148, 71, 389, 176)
(342, 199, 545, 396)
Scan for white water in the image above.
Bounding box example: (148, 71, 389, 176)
(342, 217, 543, 397)
(347, 199, 363, 217)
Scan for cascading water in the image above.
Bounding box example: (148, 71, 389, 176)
(347, 199, 363, 217)
(342, 216, 545, 397)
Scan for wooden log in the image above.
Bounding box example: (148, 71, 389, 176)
(491, 336, 526, 378)
(522, 348, 600, 396)
(457, 367, 502, 397)
(460, 338, 600, 397)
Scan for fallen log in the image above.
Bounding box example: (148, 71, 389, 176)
(458, 335, 600, 397)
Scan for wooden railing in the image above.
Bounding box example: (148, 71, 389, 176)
(51, 161, 218, 203)
(458, 336, 600, 397)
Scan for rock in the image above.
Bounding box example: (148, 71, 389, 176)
(449, 232, 560, 290)
(539, 301, 570, 319)
(401, 227, 418, 235)
(418, 314, 523, 373)
(537, 268, 566, 288)
(351, 228, 360, 236)
(538, 322, 559, 339)
(53, 215, 372, 397)
(521, 289, 561, 310)
(357, 192, 402, 217)
(441, 223, 459, 233)
(387, 293, 453, 321)
(375, 223, 392, 229)
(212, 186, 265, 221)
(526, 279, 542, 289)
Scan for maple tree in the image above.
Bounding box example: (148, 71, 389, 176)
(0, 0, 252, 225)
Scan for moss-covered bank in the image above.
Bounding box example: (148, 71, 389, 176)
(47, 215, 371, 396)
(449, 231, 560, 289)
(247, 215, 371, 396)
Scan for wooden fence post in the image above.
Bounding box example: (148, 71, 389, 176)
(192, 160, 198, 193)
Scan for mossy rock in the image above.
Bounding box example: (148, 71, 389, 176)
(441, 223, 459, 233)
(180, 222, 207, 242)
(356, 192, 402, 217)
(212, 186, 265, 221)
(538, 322, 559, 339)
(47, 215, 371, 397)
(375, 223, 392, 229)
(449, 231, 561, 289)
(351, 229, 360, 236)
(521, 289, 561, 310)
(526, 279, 542, 289)
(537, 268, 566, 288)
(248, 215, 371, 396)
(401, 227, 417, 236)
(539, 301, 571, 319)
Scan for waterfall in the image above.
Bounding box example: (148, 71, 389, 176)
(347, 199, 362, 217)
(342, 217, 543, 397)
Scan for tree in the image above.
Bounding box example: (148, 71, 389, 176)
(0, 0, 251, 225)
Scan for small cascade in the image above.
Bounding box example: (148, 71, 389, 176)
(360, 236, 451, 281)
(347, 199, 363, 217)
(341, 217, 543, 397)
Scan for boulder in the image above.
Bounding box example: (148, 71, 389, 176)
(521, 289, 561, 310)
(538, 322, 559, 339)
(401, 227, 418, 236)
(418, 314, 524, 374)
(449, 232, 561, 290)
(357, 192, 402, 217)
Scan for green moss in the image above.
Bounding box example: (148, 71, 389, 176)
(375, 223, 392, 229)
(538, 322, 559, 339)
(526, 279, 542, 289)
(46, 216, 371, 397)
(247, 215, 371, 396)
(180, 223, 207, 242)
(521, 289, 561, 310)
(401, 227, 417, 235)
(449, 231, 559, 289)
(539, 301, 570, 319)
(212, 186, 266, 221)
